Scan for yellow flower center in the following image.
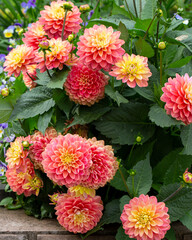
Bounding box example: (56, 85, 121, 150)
(74, 210, 89, 225)
(137, 211, 152, 227)
(4, 32, 13, 38)
(49, 3, 65, 19)
(60, 152, 76, 165)
(93, 32, 111, 50)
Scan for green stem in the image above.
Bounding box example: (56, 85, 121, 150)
(119, 167, 132, 198)
(130, 38, 133, 54)
(133, 0, 138, 18)
(26, 72, 34, 82)
(163, 186, 183, 203)
(143, 14, 157, 40)
(132, 175, 135, 197)
(44, 52, 52, 79)
(160, 51, 163, 86)
(61, 10, 68, 41)
(83, 13, 86, 32)
(94, 0, 101, 12)
(111, 77, 114, 90)
(139, 0, 142, 18)
(127, 143, 136, 164)
(125, 0, 133, 20)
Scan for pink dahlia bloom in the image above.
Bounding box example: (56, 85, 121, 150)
(23, 64, 37, 90)
(121, 194, 170, 240)
(161, 73, 192, 125)
(55, 193, 103, 234)
(39, 0, 82, 39)
(81, 138, 118, 189)
(35, 38, 72, 72)
(4, 45, 36, 77)
(110, 54, 152, 88)
(42, 134, 92, 187)
(64, 63, 109, 106)
(22, 21, 47, 50)
(29, 127, 58, 171)
(77, 25, 125, 71)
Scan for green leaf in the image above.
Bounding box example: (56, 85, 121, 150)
(12, 121, 26, 136)
(158, 183, 192, 221)
(135, 37, 155, 58)
(135, 19, 157, 35)
(47, 68, 70, 89)
(0, 100, 13, 123)
(94, 103, 155, 145)
(116, 226, 133, 240)
(165, 228, 176, 240)
(105, 85, 128, 106)
(37, 108, 54, 134)
(141, 0, 157, 19)
(112, 2, 130, 18)
(168, 56, 192, 69)
(120, 195, 131, 212)
(181, 125, 192, 155)
(126, 154, 152, 196)
(9, 87, 55, 121)
(180, 209, 192, 231)
(35, 70, 52, 86)
(110, 166, 129, 192)
(0, 197, 13, 207)
(118, 21, 129, 42)
(148, 105, 180, 127)
(100, 199, 121, 225)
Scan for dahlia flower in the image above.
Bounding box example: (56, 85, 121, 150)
(42, 134, 92, 187)
(4, 44, 36, 77)
(23, 64, 37, 89)
(6, 136, 30, 168)
(49, 192, 62, 205)
(23, 175, 43, 196)
(39, 0, 82, 39)
(22, 21, 47, 50)
(110, 53, 152, 88)
(6, 158, 37, 197)
(81, 138, 118, 189)
(68, 185, 96, 198)
(36, 38, 72, 72)
(161, 73, 192, 125)
(55, 193, 103, 234)
(120, 194, 170, 240)
(77, 25, 125, 71)
(29, 127, 58, 171)
(64, 63, 109, 106)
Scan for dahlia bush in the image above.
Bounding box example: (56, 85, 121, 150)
(0, 0, 192, 239)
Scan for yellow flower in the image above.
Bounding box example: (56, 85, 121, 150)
(68, 185, 96, 198)
(23, 175, 43, 196)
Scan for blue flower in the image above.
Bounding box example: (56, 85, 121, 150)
(0, 67, 3, 74)
(88, 10, 94, 20)
(21, 0, 36, 13)
(0, 161, 7, 176)
(4, 134, 15, 143)
(0, 123, 8, 129)
(0, 54, 6, 63)
(9, 77, 16, 82)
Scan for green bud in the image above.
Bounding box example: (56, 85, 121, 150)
(158, 42, 166, 50)
(67, 33, 75, 43)
(63, 2, 73, 11)
(128, 169, 136, 176)
(1, 88, 9, 97)
(136, 136, 142, 143)
(39, 40, 50, 50)
(156, 9, 163, 17)
(22, 141, 30, 148)
(80, 4, 90, 13)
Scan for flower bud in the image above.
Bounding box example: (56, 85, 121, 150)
(1, 88, 9, 97)
(183, 168, 192, 183)
(49, 193, 61, 205)
(156, 9, 163, 17)
(158, 42, 166, 50)
(39, 40, 49, 50)
(177, 8, 184, 15)
(22, 141, 30, 148)
(80, 4, 90, 13)
(128, 169, 136, 176)
(136, 136, 142, 143)
(67, 33, 75, 43)
(63, 2, 73, 11)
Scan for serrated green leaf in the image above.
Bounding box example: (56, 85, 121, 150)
(37, 108, 54, 134)
(118, 21, 129, 42)
(105, 85, 128, 106)
(181, 125, 192, 155)
(126, 154, 152, 196)
(94, 103, 155, 145)
(9, 87, 55, 121)
(12, 121, 26, 136)
(116, 226, 133, 240)
(158, 183, 192, 221)
(149, 105, 180, 127)
(110, 166, 129, 192)
(135, 37, 155, 58)
(36, 69, 53, 86)
(180, 209, 192, 231)
(47, 68, 69, 89)
(0, 100, 13, 123)
(120, 195, 131, 212)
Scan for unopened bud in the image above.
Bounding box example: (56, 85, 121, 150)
(63, 2, 73, 11)
(80, 4, 90, 13)
(39, 40, 49, 50)
(128, 169, 136, 176)
(1, 88, 9, 97)
(177, 8, 184, 15)
(22, 141, 30, 148)
(183, 168, 192, 183)
(67, 33, 75, 43)
(49, 193, 61, 205)
(156, 9, 163, 17)
(158, 42, 166, 50)
(136, 136, 142, 143)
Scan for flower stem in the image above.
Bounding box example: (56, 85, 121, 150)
(26, 72, 34, 82)
(127, 143, 136, 164)
(132, 175, 135, 197)
(83, 14, 86, 32)
(43, 52, 51, 79)
(119, 167, 132, 198)
(160, 50, 163, 86)
(61, 10, 68, 41)
(143, 14, 157, 40)
(139, 0, 142, 18)
(125, 0, 133, 20)
(133, 0, 138, 18)
(163, 186, 183, 203)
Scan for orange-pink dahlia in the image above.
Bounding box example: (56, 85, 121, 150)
(23, 64, 37, 90)
(64, 63, 109, 106)
(161, 73, 192, 125)
(29, 127, 58, 171)
(81, 138, 118, 189)
(120, 194, 170, 240)
(4, 45, 36, 77)
(55, 193, 103, 234)
(39, 0, 82, 39)
(6, 136, 30, 168)
(77, 25, 125, 71)
(42, 134, 92, 187)
(22, 21, 47, 50)
(35, 38, 72, 72)
(110, 53, 152, 88)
